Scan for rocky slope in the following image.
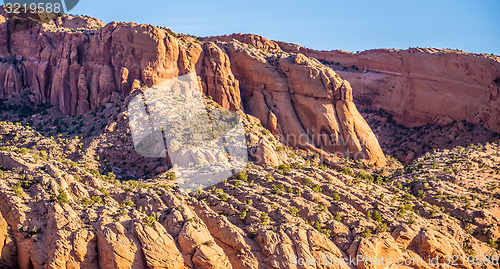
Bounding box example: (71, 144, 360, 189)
(0, 7, 384, 166)
(1, 95, 500, 268)
(205, 34, 500, 135)
(0, 7, 499, 269)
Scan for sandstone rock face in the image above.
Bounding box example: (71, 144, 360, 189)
(222, 43, 385, 165)
(208, 34, 500, 134)
(315, 49, 500, 135)
(0, 8, 386, 165)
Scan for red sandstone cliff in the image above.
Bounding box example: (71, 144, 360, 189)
(206, 34, 500, 135)
(0, 8, 386, 165)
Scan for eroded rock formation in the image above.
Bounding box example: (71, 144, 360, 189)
(205, 33, 500, 135)
(0, 8, 385, 165)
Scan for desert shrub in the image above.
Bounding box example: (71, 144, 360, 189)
(340, 166, 355, 177)
(358, 171, 374, 182)
(57, 189, 70, 204)
(15, 147, 29, 155)
(303, 177, 313, 187)
(416, 190, 426, 200)
(372, 210, 382, 223)
(289, 206, 299, 217)
(125, 200, 135, 208)
(334, 213, 342, 222)
(290, 162, 305, 169)
(239, 209, 248, 220)
(313, 220, 321, 231)
(39, 150, 48, 161)
(272, 184, 284, 195)
(397, 205, 406, 217)
(260, 213, 269, 224)
(91, 196, 103, 204)
(362, 228, 371, 238)
(219, 193, 229, 202)
(99, 188, 110, 198)
(81, 197, 94, 207)
(366, 210, 372, 220)
(248, 231, 257, 239)
(13, 183, 24, 198)
(402, 192, 413, 201)
(278, 164, 291, 175)
(332, 193, 341, 201)
(429, 209, 436, 217)
(376, 223, 388, 233)
(143, 212, 158, 227)
(488, 239, 498, 249)
(236, 171, 248, 181)
(312, 185, 322, 193)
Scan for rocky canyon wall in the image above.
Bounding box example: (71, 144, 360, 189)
(0, 8, 386, 165)
(207, 34, 500, 134)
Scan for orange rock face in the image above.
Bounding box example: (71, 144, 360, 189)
(210, 34, 500, 134)
(0, 9, 386, 165)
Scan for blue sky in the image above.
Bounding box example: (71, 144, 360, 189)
(71, 0, 500, 55)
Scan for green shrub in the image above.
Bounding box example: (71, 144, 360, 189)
(340, 166, 355, 177)
(248, 231, 257, 239)
(332, 193, 341, 201)
(57, 189, 70, 204)
(81, 197, 94, 207)
(366, 210, 372, 220)
(303, 177, 313, 187)
(312, 185, 322, 193)
(260, 213, 269, 224)
(219, 193, 229, 202)
(272, 184, 285, 195)
(358, 171, 374, 182)
(99, 188, 110, 198)
(488, 239, 498, 249)
(125, 200, 135, 208)
(91, 196, 103, 204)
(376, 223, 388, 233)
(416, 190, 426, 200)
(278, 164, 291, 175)
(236, 171, 248, 181)
(313, 220, 321, 231)
(362, 228, 371, 238)
(239, 210, 247, 220)
(13, 183, 24, 198)
(143, 212, 158, 227)
(372, 210, 382, 223)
